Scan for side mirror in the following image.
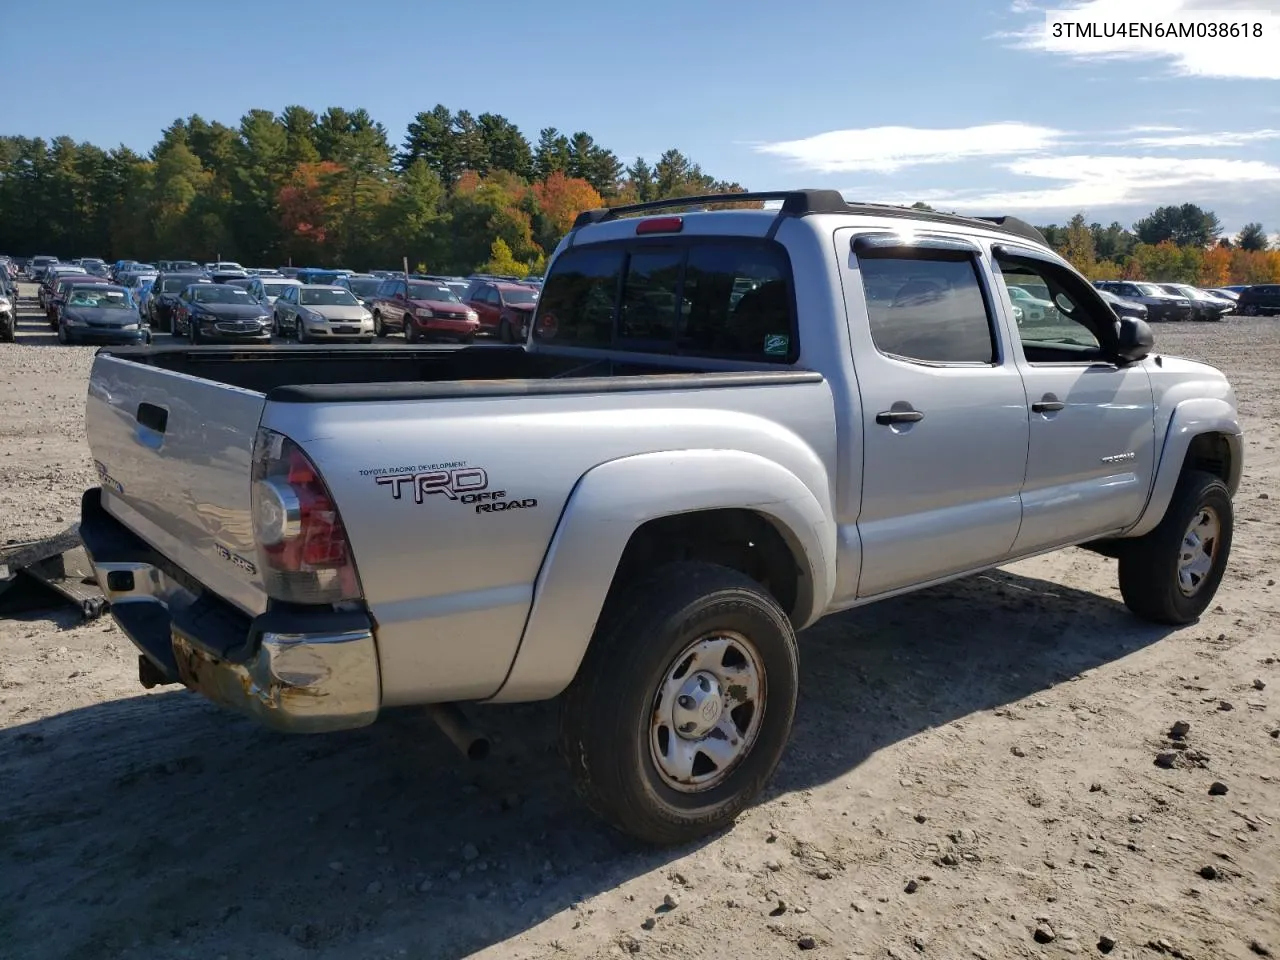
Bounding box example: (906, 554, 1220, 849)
(1114, 315, 1154, 363)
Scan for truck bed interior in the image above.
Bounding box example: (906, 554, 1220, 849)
(100, 344, 821, 402)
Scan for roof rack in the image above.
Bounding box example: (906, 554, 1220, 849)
(571, 189, 1049, 247)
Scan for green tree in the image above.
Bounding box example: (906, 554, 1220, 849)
(480, 237, 528, 276)
(1134, 203, 1221, 247)
(1236, 222, 1269, 251)
(533, 127, 571, 179)
(400, 105, 459, 186)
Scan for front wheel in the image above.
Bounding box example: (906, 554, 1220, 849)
(404, 318, 417, 343)
(558, 561, 798, 846)
(1118, 470, 1233, 625)
(373, 312, 386, 337)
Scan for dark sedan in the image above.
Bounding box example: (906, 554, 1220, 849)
(1094, 281, 1193, 322)
(172, 283, 271, 344)
(1236, 284, 1280, 317)
(56, 285, 149, 345)
(147, 272, 212, 332)
(1096, 288, 1148, 321)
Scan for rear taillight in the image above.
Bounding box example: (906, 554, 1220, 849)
(250, 428, 361, 605)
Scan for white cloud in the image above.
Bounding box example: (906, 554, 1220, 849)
(1002, 0, 1280, 80)
(917, 155, 1280, 211)
(753, 122, 1061, 174)
(1125, 129, 1280, 146)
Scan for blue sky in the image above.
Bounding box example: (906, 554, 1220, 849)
(3, 0, 1278, 235)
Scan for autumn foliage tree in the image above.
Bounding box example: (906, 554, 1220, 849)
(0, 103, 745, 274)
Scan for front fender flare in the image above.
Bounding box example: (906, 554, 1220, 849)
(486, 449, 836, 703)
(1126, 397, 1242, 538)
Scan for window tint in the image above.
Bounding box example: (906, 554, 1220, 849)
(533, 240, 795, 361)
(858, 256, 995, 364)
(678, 244, 792, 359)
(619, 249, 682, 342)
(994, 255, 1107, 361)
(533, 246, 624, 348)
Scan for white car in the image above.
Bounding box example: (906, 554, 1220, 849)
(1005, 284, 1056, 323)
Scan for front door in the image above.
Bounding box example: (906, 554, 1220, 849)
(842, 231, 1031, 598)
(989, 247, 1156, 553)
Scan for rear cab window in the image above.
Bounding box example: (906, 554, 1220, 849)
(532, 238, 797, 362)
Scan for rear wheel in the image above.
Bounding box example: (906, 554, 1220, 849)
(1118, 470, 1233, 625)
(499, 319, 513, 344)
(558, 561, 799, 846)
(404, 317, 418, 343)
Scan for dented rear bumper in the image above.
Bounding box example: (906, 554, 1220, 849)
(79, 487, 381, 733)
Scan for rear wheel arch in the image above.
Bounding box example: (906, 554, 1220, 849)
(488, 449, 835, 704)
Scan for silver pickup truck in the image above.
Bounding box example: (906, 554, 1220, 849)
(80, 190, 1242, 845)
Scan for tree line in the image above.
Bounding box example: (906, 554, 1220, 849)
(0, 105, 747, 276)
(913, 200, 1279, 286)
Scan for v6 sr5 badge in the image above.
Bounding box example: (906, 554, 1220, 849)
(375, 466, 538, 515)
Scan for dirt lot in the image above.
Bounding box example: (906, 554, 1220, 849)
(1, 284, 1277, 960)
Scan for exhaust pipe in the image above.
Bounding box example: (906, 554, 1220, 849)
(427, 703, 490, 761)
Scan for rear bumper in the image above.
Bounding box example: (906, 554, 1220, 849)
(79, 487, 381, 733)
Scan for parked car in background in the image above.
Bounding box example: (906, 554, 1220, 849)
(1219, 285, 1250, 294)
(1004, 283, 1057, 323)
(145, 273, 211, 332)
(171, 282, 272, 343)
(1154, 283, 1233, 320)
(47, 273, 110, 326)
(122, 271, 158, 306)
(278, 266, 301, 279)
(335, 273, 383, 307)
(157, 260, 202, 274)
(296, 267, 347, 285)
(369, 277, 479, 342)
(1203, 288, 1239, 303)
(0, 285, 14, 342)
(28, 255, 59, 281)
(1093, 281, 1194, 322)
(271, 284, 374, 342)
(38, 265, 88, 309)
(246, 275, 301, 307)
(56, 284, 147, 345)
(210, 265, 250, 283)
(463, 278, 540, 342)
(1237, 284, 1280, 317)
(1095, 288, 1149, 320)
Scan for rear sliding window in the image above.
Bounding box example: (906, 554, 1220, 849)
(532, 239, 797, 362)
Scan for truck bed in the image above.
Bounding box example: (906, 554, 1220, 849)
(98, 343, 798, 399)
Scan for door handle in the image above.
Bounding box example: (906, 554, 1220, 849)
(1031, 398, 1065, 413)
(875, 409, 925, 425)
(136, 401, 168, 434)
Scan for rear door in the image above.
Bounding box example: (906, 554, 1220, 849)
(840, 231, 1031, 597)
(84, 355, 269, 615)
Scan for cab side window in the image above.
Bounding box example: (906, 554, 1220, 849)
(857, 253, 996, 365)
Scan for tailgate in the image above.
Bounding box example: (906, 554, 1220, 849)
(84, 352, 268, 615)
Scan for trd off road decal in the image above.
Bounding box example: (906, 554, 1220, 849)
(368, 462, 538, 515)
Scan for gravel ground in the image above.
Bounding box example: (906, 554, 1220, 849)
(1, 284, 1278, 960)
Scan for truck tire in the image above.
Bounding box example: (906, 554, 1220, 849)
(1118, 469, 1233, 625)
(558, 561, 799, 846)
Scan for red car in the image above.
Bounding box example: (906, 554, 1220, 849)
(370, 278, 480, 343)
(462, 279, 540, 342)
(47, 274, 110, 327)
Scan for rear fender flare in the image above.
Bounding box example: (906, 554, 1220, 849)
(1127, 397, 1242, 538)
(486, 449, 836, 703)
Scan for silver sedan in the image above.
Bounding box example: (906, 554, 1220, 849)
(273, 284, 375, 343)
